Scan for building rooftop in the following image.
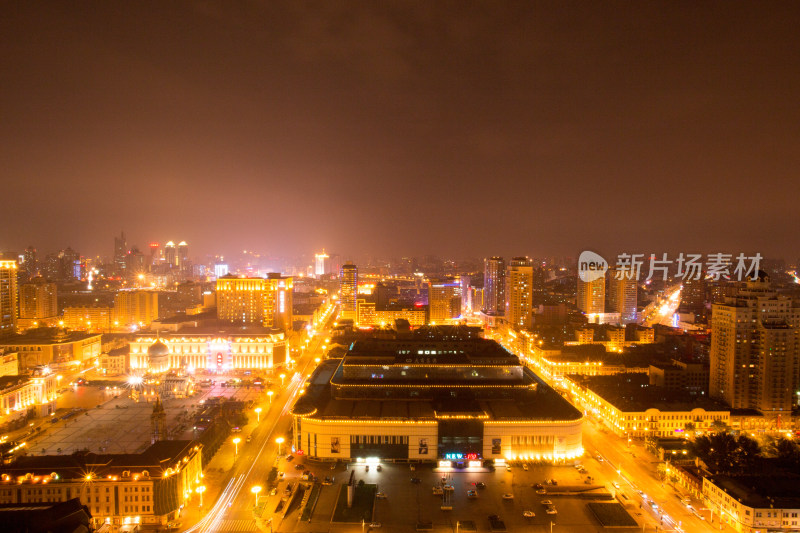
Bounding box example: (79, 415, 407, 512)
(709, 474, 800, 509)
(580, 374, 728, 412)
(0, 440, 198, 480)
(0, 329, 100, 345)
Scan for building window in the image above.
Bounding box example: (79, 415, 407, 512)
(331, 437, 340, 453)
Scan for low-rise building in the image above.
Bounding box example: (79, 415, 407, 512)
(0, 440, 203, 531)
(0, 372, 58, 423)
(0, 329, 101, 371)
(291, 328, 583, 463)
(569, 373, 730, 438)
(702, 475, 800, 533)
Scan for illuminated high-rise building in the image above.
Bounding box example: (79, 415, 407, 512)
(164, 241, 176, 267)
(177, 241, 189, 267)
(710, 274, 800, 414)
(483, 256, 505, 315)
(114, 290, 159, 328)
(608, 267, 638, 323)
(18, 277, 58, 327)
(315, 251, 330, 277)
(577, 276, 605, 315)
(339, 263, 358, 320)
(216, 274, 293, 331)
(113, 231, 127, 276)
(0, 261, 18, 335)
(505, 257, 533, 329)
(428, 278, 461, 324)
(22, 246, 38, 279)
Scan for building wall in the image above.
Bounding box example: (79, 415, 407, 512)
(115, 291, 159, 328)
(702, 477, 800, 533)
(18, 279, 58, 322)
(577, 277, 605, 315)
(0, 261, 18, 335)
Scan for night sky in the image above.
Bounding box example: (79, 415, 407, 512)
(2, 3, 799, 260)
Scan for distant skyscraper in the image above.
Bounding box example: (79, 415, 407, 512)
(125, 246, 147, 278)
(505, 257, 534, 329)
(164, 241, 177, 267)
(0, 260, 18, 335)
(315, 251, 330, 277)
(608, 268, 637, 323)
(710, 274, 800, 414)
(214, 263, 229, 278)
(577, 276, 605, 315)
(22, 246, 38, 279)
(115, 290, 159, 328)
(114, 232, 127, 276)
(19, 277, 58, 326)
(339, 263, 358, 320)
(177, 241, 189, 267)
(428, 278, 462, 323)
(682, 278, 706, 311)
(484, 256, 506, 315)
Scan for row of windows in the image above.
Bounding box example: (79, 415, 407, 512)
(350, 435, 410, 445)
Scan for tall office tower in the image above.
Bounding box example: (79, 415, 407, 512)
(314, 251, 330, 277)
(483, 256, 506, 315)
(505, 257, 534, 329)
(114, 290, 159, 328)
(710, 274, 800, 414)
(607, 267, 638, 323)
(177, 241, 189, 267)
(339, 263, 358, 320)
(215, 275, 293, 331)
(148, 242, 160, 267)
(164, 241, 177, 267)
(22, 246, 38, 280)
(114, 232, 127, 276)
(19, 278, 58, 323)
(0, 261, 18, 335)
(428, 278, 462, 324)
(460, 275, 472, 315)
(577, 276, 605, 315)
(61, 247, 82, 280)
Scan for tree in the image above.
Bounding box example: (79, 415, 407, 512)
(710, 419, 730, 433)
(692, 433, 762, 474)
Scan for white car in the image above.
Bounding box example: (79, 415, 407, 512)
(523, 510, 535, 518)
(502, 493, 514, 500)
(541, 500, 553, 506)
(545, 506, 558, 515)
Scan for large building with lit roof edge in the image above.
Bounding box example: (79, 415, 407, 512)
(290, 326, 583, 464)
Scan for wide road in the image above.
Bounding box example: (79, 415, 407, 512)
(184, 313, 336, 533)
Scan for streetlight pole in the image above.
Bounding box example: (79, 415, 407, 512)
(251, 485, 262, 508)
(233, 437, 241, 461)
(276, 437, 284, 456)
(267, 390, 274, 404)
(255, 407, 262, 422)
(196, 485, 205, 507)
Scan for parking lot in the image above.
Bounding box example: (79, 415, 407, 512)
(268, 459, 640, 533)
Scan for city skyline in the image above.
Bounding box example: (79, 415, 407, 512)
(3, 3, 800, 258)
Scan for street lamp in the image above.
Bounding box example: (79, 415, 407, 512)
(276, 437, 285, 456)
(233, 437, 241, 460)
(255, 407, 262, 422)
(196, 485, 206, 507)
(267, 390, 274, 404)
(251, 485, 262, 507)
(279, 373, 286, 386)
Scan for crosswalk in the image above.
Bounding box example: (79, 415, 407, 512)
(213, 519, 258, 532)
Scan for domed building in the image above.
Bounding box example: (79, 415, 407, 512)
(147, 339, 170, 374)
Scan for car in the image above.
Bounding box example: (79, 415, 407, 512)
(502, 493, 514, 500)
(246, 436, 252, 443)
(551, 479, 558, 486)
(411, 477, 422, 484)
(533, 483, 544, 489)
(286, 455, 294, 462)
(596, 454, 603, 462)
(330, 463, 336, 470)
(545, 506, 558, 515)
(536, 488, 547, 494)
(432, 487, 444, 495)
(541, 500, 553, 506)
(323, 476, 333, 485)
(269, 487, 277, 496)
(613, 482, 621, 489)
(506, 465, 512, 472)
(443, 485, 454, 491)
(295, 464, 304, 470)
(376, 464, 382, 471)
(476, 482, 486, 489)
(376, 492, 387, 499)
(649, 501, 659, 510)
(522, 464, 529, 471)
(523, 510, 535, 518)
(467, 490, 478, 498)
(369, 523, 381, 528)
(488, 515, 500, 521)
(278, 472, 285, 479)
